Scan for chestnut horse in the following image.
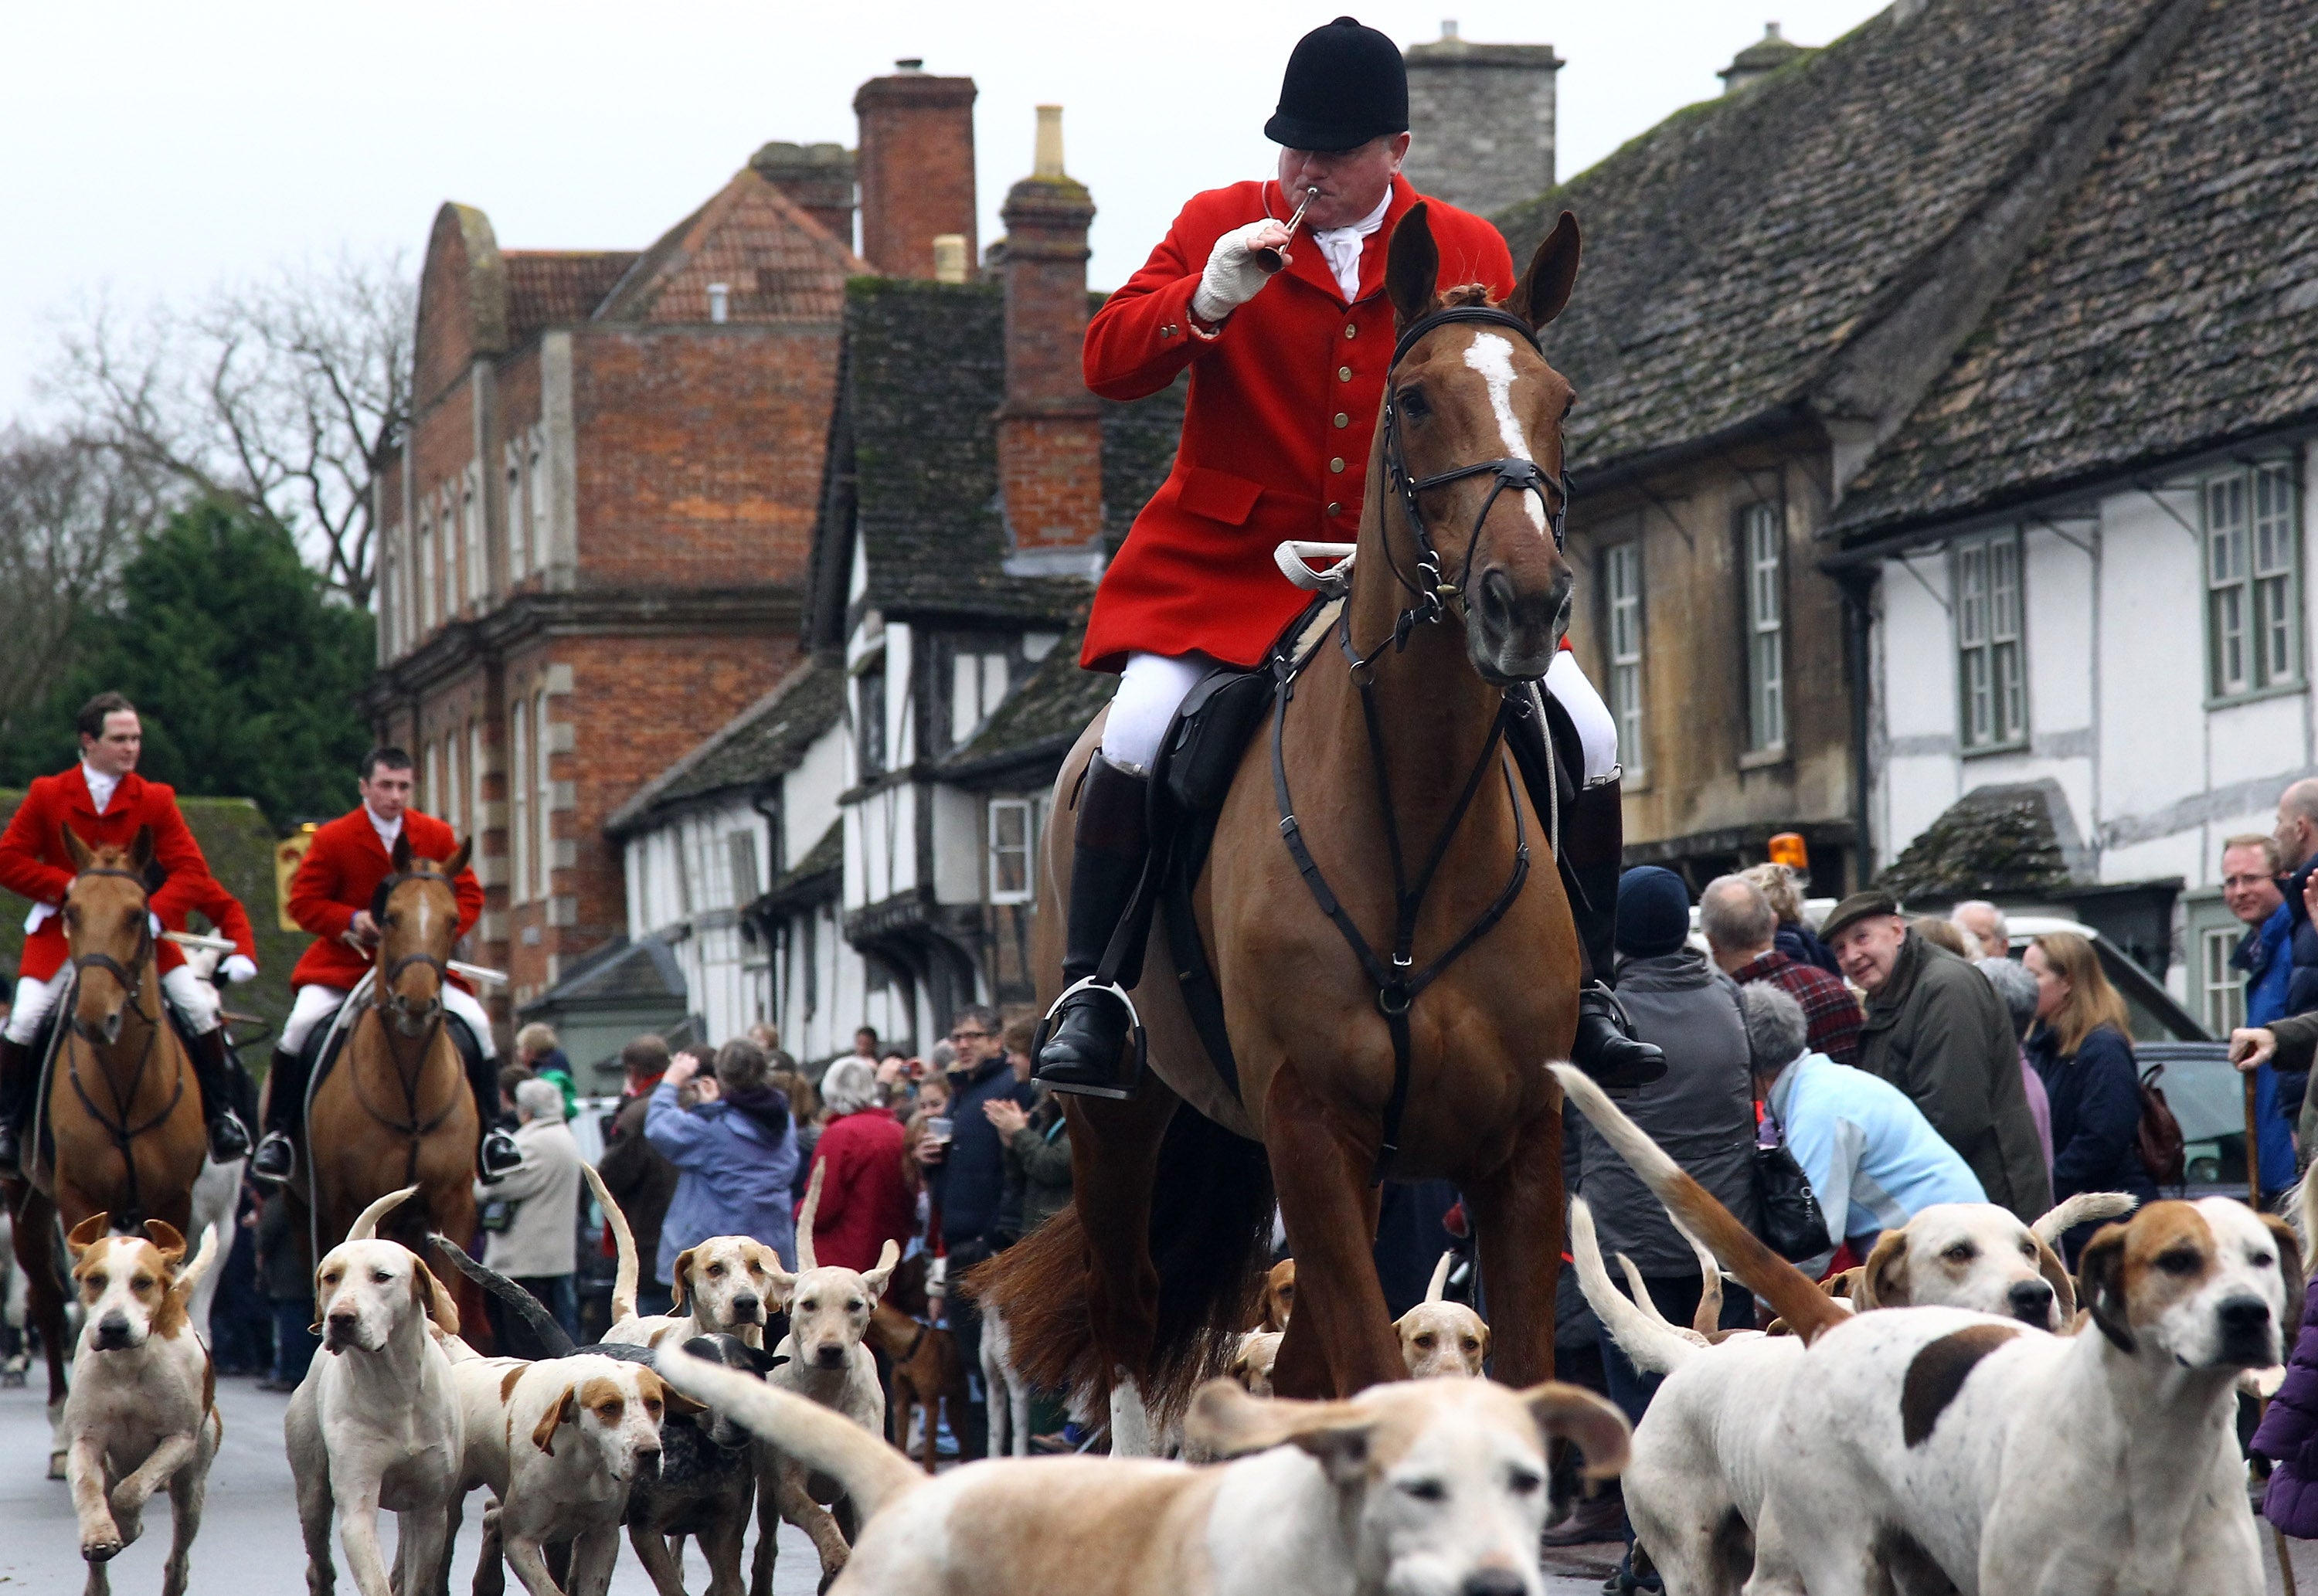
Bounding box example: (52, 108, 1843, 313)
(984, 206, 1588, 1408)
(286, 834, 484, 1318)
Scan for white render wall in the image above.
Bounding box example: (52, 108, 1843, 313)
(1869, 434, 2318, 910)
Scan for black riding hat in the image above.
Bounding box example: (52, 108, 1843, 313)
(1265, 16, 1409, 152)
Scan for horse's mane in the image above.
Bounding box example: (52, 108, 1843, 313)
(1439, 281, 1494, 309)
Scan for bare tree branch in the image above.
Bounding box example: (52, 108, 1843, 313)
(0, 428, 154, 742)
(43, 251, 413, 606)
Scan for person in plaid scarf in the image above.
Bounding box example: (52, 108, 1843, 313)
(1701, 874, 1864, 1068)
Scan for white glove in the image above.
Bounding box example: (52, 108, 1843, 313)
(1193, 220, 1289, 324)
(222, 954, 257, 985)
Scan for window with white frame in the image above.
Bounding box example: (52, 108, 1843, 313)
(423, 741, 442, 814)
(442, 734, 461, 837)
(2197, 922, 2245, 1037)
(2208, 460, 2301, 698)
(988, 798, 1035, 905)
(418, 514, 437, 632)
(510, 701, 532, 902)
(1954, 529, 2027, 750)
(1603, 542, 1644, 778)
(856, 656, 887, 777)
(466, 721, 485, 856)
(534, 688, 552, 902)
(463, 470, 484, 608)
(1742, 503, 1785, 753)
(727, 830, 761, 907)
(505, 453, 524, 585)
(529, 432, 549, 573)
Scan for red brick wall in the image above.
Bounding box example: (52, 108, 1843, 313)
(997, 416, 1104, 552)
(854, 73, 977, 279)
(415, 207, 486, 410)
(569, 325, 841, 591)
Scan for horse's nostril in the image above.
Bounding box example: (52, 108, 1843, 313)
(1479, 567, 1518, 632)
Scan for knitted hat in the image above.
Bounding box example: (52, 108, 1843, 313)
(1616, 867, 1693, 959)
(1265, 17, 1409, 151)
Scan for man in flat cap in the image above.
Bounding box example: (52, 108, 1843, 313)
(1038, 17, 1656, 1098)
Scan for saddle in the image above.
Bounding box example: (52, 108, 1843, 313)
(295, 976, 488, 1147)
(24, 980, 231, 1200)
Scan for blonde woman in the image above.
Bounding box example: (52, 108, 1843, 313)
(2024, 932, 2157, 1213)
(1741, 861, 1840, 975)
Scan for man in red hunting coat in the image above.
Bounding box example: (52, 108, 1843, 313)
(1035, 17, 1658, 1099)
(0, 691, 257, 1173)
(247, 745, 520, 1183)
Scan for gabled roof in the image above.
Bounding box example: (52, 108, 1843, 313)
(605, 657, 844, 836)
(1496, 0, 2187, 477)
(593, 168, 867, 325)
(811, 278, 1183, 630)
(1877, 779, 2090, 898)
(1831, 0, 2318, 542)
(504, 252, 637, 343)
(939, 612, 1111, 781)
(757, 818, 842, 913)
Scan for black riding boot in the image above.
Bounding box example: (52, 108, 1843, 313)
(1561, 773, 1666, 1092)
(250, 1045, 306, 1182)
(184, 1026, 253, 1163)
(464, 1040, 523, 1181)
(0, 1036, 32, 1176)
(1034, 754, 1153, 1101)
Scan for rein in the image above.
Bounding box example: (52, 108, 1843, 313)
(62, 868, 182, 1223)
(1273, 303, 1560, 1183)
(355, 868, 461, 1186)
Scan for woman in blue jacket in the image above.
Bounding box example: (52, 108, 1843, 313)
(2024, 932, 2157, 1237)
(645, 1038, 800, 1287)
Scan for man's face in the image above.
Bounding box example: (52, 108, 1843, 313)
(1276, 133, 1411, 231)
(947, 1016, 1000, 1071)
(359, 762, 414, 824)
(1831, 915, 1908, 993)
(80, 711, 141, 778)
(1952, 904, 2007, 959)
(2223, 844, 2286, 925)
(2279, 806, 2317, 872)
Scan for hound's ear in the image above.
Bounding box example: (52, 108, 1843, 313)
(143, 1219, 188, 1267)
(1185, 1380, 1376, 1484)
(669, 1249, 697, 1311)
(532, 1386, 577, 1453)
(1858, 1229, 1911, 1311)
(2034, 1236, 2078, 1322)
(63, 826, 94, 874)
(2263, 1214, 2306, 1312)
(756, 1245, 797, 1305)
(1475, 1321, 1494, 1365)
(130, 823, 155, 875)
(862, 1239, 901, 1302)
(412, 1263, 461, 1336)
(1524, 1380, 1631, 1479)
(643, 1369, 708, 1417)
(2078, 1223, 2136, 1354)
(1386, 202, 1440, 332)
(392, 831, 413, 874)
(66, 1212, 110, 1260)
(444, 837, 472, 879)
(1510, 210, 1581, 331)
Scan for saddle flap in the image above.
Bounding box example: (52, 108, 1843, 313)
(1163, 669, 1278, 815)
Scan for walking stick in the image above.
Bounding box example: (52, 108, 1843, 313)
(2249, 1071, 2265, 1208)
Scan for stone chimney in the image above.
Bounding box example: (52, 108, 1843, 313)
(749, 141, 858, 253)
(997, 106, 1103, 580)
(853, 60, 977, 280)
(1403, 22, 1562, 219)
(1718, 23, 1809, 95)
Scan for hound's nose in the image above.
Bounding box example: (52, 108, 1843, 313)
(93, 1314, 132, 1350)
(813, 1343, 848, 1370)
(2219, 1297, 2274, 1340)
(2007, 1279, 2055, 1325)
(326, 1309, 359, 1340)
(732, 1295, 762, 1322)
(1460, 1569, 1529, 1596)
(634, 1446, 662, 1477)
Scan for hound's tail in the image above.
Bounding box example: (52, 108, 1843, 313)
(430, 1234, 576, 1358)
(584, 1163, 639, 1325)
(2031, 1190, 2137, 1250)
(795, 1158, 827, 1272)
(1552, 1065, 1844, 1344)
(1423, 1251, 1453, 1306)
(175, 1223, 222, 1297)
(1569, 1199, 1701, 1375)
(659, 1343, 924, 1521)
(346, 1184, 420, 1242)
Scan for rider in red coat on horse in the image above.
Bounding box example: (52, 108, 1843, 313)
(0, 691, 257, 1174)
(248, 745, 518, 1183)
(1035, 18, 1660, 1099)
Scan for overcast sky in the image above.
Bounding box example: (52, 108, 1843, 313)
(0, 0, 1888, 420)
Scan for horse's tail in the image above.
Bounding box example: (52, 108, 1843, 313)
(970, 1102, 1274, 1430)
(582, 1163, 638, 1325)
(1552, 1065, 1844, 1344)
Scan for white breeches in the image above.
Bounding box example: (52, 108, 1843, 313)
(5, 964, 223, 1045)
(281, 981, 497, 1058)
(1100, 647, 1620, 782)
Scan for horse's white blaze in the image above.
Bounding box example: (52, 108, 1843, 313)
(1462, 333, 1547, 533)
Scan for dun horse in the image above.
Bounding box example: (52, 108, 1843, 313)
(5, 827, 209, 1470)
(286, 834, 484, 1297)
(985, 206, 1588, 1406)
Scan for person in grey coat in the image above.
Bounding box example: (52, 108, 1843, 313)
(474, 1076, 586, 1340)
(1821, 892, 2053, 1224)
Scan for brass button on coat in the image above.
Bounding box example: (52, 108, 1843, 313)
(1329, 457, 1345, 473)
(1344, 324, 1358, 338)
(1327, 502, 1343, 516)
(1338, 365, 1353, 381)
(1334, 413, 1349, 428)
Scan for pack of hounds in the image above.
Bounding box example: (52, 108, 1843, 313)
(41, 1066, 2303, 1595)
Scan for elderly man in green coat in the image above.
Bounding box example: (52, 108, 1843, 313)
(1821, 892, 2052, 1223)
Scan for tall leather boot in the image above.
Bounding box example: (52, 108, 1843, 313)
(460, 1030, 523, 1181)
(1561, 773, 1666, 1092)
(0, 1036, 32, 1177)
(1033, 754, 1153, 1101)
(250, 1046, 307, 1183)
(184, 1025, 253, 1162)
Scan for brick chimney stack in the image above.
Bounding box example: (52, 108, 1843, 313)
(1403, 22, 1562, 218)
(853, 60, 977, 279)
(749, 141, 858, 253)
(998, 106, 1103, 579)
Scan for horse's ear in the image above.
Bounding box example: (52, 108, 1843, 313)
(444, 836, 472, 879)
(1386, 202, 1441, 332)
(66, 1212, 110, 1260)
(129, 824, 155, 874)
(62, 826, 93, 874)
(1510, 210, 1582, 331)
(391, 831, 413, 873)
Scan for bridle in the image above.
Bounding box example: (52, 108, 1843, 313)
(68, 868, 155, 1013)
(62, 865, 179, 1224)
(1368, 304, 1574, 659)
(369, 868, 454, 1039)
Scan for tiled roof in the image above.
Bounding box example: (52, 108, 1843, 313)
(1832, 0, 2318, 542)
(1495, 0, 2180, 476)
(823, 278, 1183, 625)
(758, 818, 842, 912)
(594, 170, 866, 325)
(605, 659, 843, 834)
(534, 934, 687, 1005)
(940, 611, 1112, 777)
(1877, 780, 2088, 898)
(503, 251, 637, 341)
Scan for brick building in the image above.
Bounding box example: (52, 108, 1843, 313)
(363, 63, 984, 1039)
